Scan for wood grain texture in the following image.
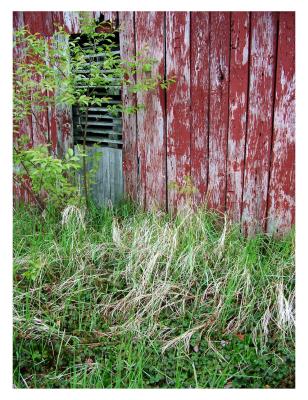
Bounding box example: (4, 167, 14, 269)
(135, 12, 166, 210)
(13, 11, 24, 31)
(241, 12, 278, 235)
(51, 12, 64, 30)
(190, 12, 210, 204)
(62, 12, 81, 34)
(207, 12, 230, 213)
(101, 12, 118, 24)
(13, 11, 296, 234)
(166, 11, 191, 211)
(23, 12, 55, 147)
(23, 12, 54, 36)
(53, 33, 73, 156)
(109, 148, 124, 204)
(13, 12, 32, 144)
(226, 12, 250, 221)
(267, 12, 295, 234)
(76, 146, 123, 206)
(119, 11, 138, 202)
(13, 12, 30, 203)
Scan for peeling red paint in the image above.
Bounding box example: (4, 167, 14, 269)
(119, 11, 138, 202)
(23, 12, 54, 36)
(101, 11, 118, 24)
(226, 12, 250, 222)
(62, 12, 80, 34)
(51, 12, 64, 29)
(13, 11, 295, 235)
(267, 12, 295, 234)
(207, 12, 230, 213)
(190, 12, 210, 204)
(166, 12, 191, 211)
(135, 12, 166, 210)
(241, 12, 278, 235)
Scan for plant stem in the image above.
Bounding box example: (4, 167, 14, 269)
(82, 106, 90, 209)
(13, 175, 44, 212)
(13, 145, 45, 211)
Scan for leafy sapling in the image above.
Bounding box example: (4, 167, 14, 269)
(13, 15, 175, 211)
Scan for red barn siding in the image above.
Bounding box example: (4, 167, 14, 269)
(135, 12, 166, 209)
(207, 12, 230, 213)
(13, 11, 296, 235)
(166, 12, 191, 211)
(267, 12, 295, 234)
(241, 12, 278, 235)
(190, 12, 210, 205)
(226, 12, 250, 222)
(119, 11, 138, 201)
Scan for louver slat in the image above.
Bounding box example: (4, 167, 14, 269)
(72, 44, 122, 149)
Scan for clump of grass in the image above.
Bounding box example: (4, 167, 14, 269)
(13, 202, 295, 388)
(101, 205, 294, 352)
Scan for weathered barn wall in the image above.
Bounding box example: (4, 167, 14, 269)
(13, 11, 295, 235)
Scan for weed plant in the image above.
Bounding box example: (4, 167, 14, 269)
(13, 202, 295, 388)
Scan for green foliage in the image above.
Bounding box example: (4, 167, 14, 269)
(13, 203, 295, 388)
(14, 135, 83, 209)
(168, 175, 198, 202)
(13, 16, 175, 210)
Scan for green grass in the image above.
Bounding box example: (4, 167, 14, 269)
(13, 201, 295, 388)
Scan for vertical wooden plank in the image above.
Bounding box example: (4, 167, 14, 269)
(46, 38, 58, 154)
(52, 12, 64, 29)
(30, 104, 49, 146)
(62, 12, 81, 34)
(49, 12, 65, 154)
(76, 146, 109, 206)
(241, 12, 278, 235)
(55, 102, 73, 157)
(23, 12, 54, 147)
(108, 148, 124, 205)
(207, 12, 230, 213)
(23, 12, 54, 36)
(23, 12, 44, 35)
(13, 12, 32, 143)
(190, 12, 210, 204)
(101, 12, 118, 24)
(13, 11, 30, 203)
(51, 12, 77, 154)
(109, 148, 116, 204)
(13, 11, 24, 31)
(119, 12, 138, 202)
(53, 33, 73, 156)
(48, 105, 58, 154)
(92, 11, 101, 22)
(166, 11, 191, 211)
(42, 12, 54, 36)
(267, 12, 295, 234)
(102, 148, 111, 205)
(226, 12, 250, 222)
(115, 149, 124, 204)
(135, 12, 166, 210)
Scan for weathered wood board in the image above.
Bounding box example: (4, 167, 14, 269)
(266, 12, 295, 234)
(75, 146, 124, 206)
(226, 12, 250, 222)
(241, 12, 278, 235)
(166, 11, 191, 211)
(190, 12, 210, 205)
(207, 12, 230, 213)
(13, 11, 296, 234)
(119, 11, 138, 202)
(135, 12, 166, 210)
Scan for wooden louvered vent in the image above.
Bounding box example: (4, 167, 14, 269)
(71, 29, 124, 205)
(72, 53, 122, 149)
